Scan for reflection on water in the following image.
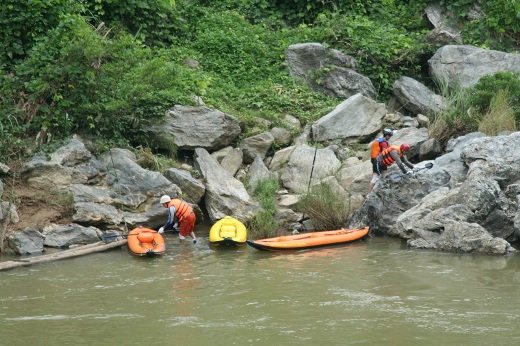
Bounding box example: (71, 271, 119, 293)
(2, 234, 520, 345)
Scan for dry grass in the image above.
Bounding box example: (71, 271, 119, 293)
(478, 88, 517, 135)
(297, 182, 352, 231)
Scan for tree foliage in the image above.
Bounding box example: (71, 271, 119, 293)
(0, 0, 83, 67)
(0, 0, 518, 160)
(83, 0, 183, 46)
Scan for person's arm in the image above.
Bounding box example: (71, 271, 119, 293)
(379, 141, 389, 151)
(402, 155, 414, 170)
(163, 205, 177, 229)
(390, 150, 409, 174)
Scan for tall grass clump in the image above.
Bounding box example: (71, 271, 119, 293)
(297, 182, 352, 231)
(430, 72, 520, 146)
(247, 177, 281, 239)
(429, 81, 474, 146)
(478, 88, 517, 136)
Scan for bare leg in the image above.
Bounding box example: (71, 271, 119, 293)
(368, 173, 379, 194)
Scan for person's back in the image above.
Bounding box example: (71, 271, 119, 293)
(370, 137, 389, 159)
(367, 129, 394, 195)
(378, 143, 414, 174)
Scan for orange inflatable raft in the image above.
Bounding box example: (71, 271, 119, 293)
(246, 227, 369, 251)
(127, 227, 166, 256)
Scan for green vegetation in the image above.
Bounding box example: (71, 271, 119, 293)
(1, 0, 518, 163)
(135, 146, 178, 172)
(467, 72, 520, 120)
(439, 0, 520, 51)
(247, 178, 281, 239)
(430, 72, 520, 145)
(297, 183, 353, 231)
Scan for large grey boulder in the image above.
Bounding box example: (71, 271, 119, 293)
(163, 168, 205, 204)
(392, 76, 445, 118)
(286, 43, 356, 78)
(248, 155, 275, 190)
(424, 3, 462, 45)
(285, 43, 376, 99)
(7, 227, 45, 254)
(429, 45, 520, 89)
(240, 132, 275, 164)
(311, 93, 386, 144)
(42, 223, 101, 247)
(151, 105, 242, 151)
(21, 137, 103, 190)
(280, 144, 341, 194)
(349, 132, 520, 255)
(194, 148, 259, 223)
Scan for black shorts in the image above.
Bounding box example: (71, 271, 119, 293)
(375, 160, 387, 175)
(371, 158, 378, 174)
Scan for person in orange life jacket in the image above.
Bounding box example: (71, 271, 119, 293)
(368, 128, 394, 194)
(376, 143, 414, 178)
(158, 195, 198, 244)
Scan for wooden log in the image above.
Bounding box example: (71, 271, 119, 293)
(0, 239, 128, 271)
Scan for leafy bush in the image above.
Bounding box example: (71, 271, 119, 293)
(190, 10, 280, 84)
(467, 72, 520, 122)
(84, 0, 183, 47)
(1, 0, 519, 163)
(430, 72, 520, 145)
(0, 0, 83, 67)
(0, 15, 214, 156)
(4, 17, 142, 143)
(247, 178, 281, 239)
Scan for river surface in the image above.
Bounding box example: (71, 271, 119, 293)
(2, 230, 520, 346)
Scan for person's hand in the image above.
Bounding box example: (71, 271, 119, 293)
(412, 166, 420, 172)
(406, 170, 414, 176)
(158, 227, 164, 234)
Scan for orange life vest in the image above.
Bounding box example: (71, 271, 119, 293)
(370, 138, 389, 159)
(167, 199, 193, 220)
(380, 145, 403, 166)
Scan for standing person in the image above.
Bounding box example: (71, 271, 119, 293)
(376, 143, 415, 178)
(158, 195, 198, 244)
(368, 128, 394, 195)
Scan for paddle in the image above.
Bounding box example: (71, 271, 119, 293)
(413, 162, 434, 173)
(101, 233, 131, 242)
(101, 227, 174, 242)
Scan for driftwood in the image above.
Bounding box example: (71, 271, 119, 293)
(0, 239, 128, 271)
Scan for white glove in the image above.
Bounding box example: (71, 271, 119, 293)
(412, 166, 420, 172)
(158, 227, 164, 234)
(406, 170, 414, 176)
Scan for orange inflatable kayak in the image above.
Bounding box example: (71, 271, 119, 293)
(127, 227, 166, 256)
(246, 227, 369, 251)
